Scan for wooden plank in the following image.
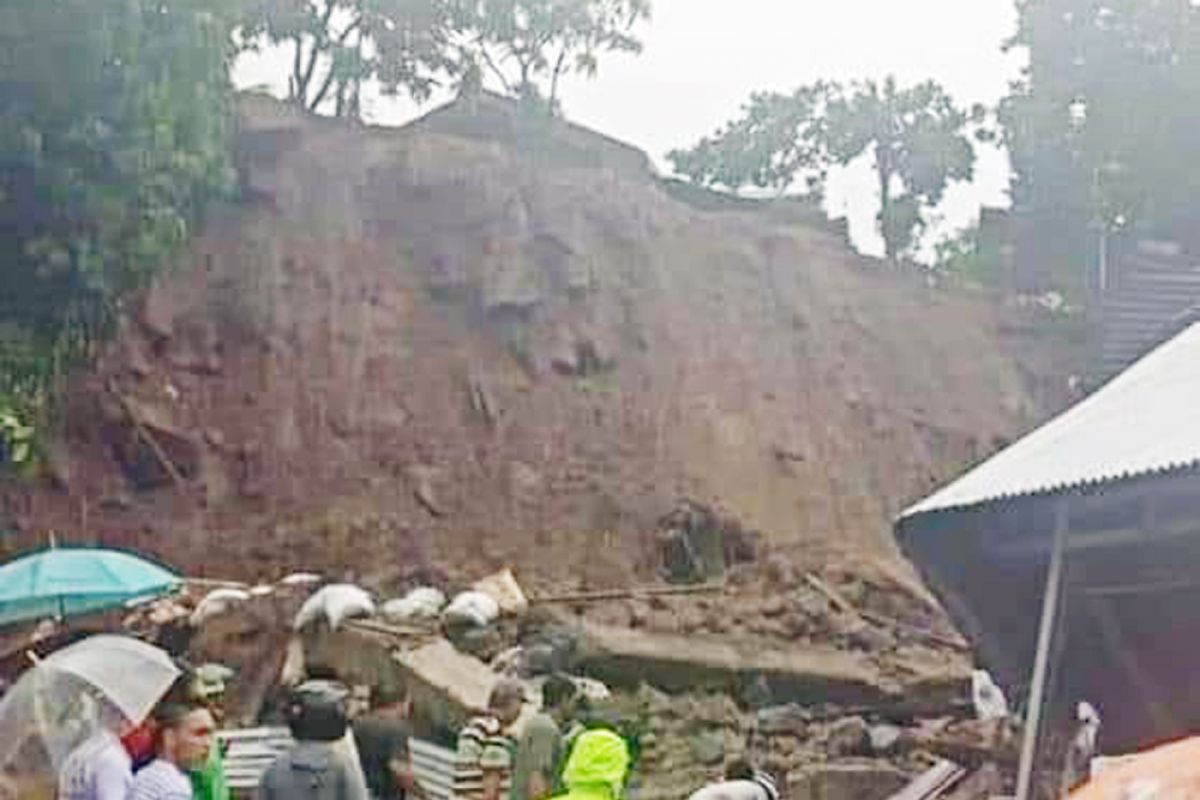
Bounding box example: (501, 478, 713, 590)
(529, 583, 725, 605)
(886, 760, 967, 800)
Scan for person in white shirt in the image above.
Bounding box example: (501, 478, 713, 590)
(687, 760, 780, 800)
(58, 725, 134, 800)
(129, 702, 216, 800)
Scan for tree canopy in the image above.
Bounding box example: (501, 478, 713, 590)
(1, 0, 237, 414)
(668, 77, 977, 262)
(1002, 0, 1200, 291)
(460, 0, 650, 111)
(826, 78, 977, 261)
(666, 85, 832, 197)
(239, 0, 652, 117)
(240, 0, 461, 116)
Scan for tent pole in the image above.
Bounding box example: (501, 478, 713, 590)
(1016, 497, 1071, 800)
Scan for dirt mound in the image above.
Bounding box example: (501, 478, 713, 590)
(0, 95, 1077, 594)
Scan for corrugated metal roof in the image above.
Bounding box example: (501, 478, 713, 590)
(901, 320, 1200, 519)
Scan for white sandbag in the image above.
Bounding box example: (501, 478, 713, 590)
(280, 572, 323, 587)
(571, 676, 611, 703)
(191, 588, 252, 626)
(971, 669, 1010, 721)
(294, 584, 376, 631)
(472, 569, 529, 616)
(380, 587, 447, 623)
(442, 590, 500, 627)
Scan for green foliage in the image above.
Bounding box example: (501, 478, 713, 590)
(1002, 0, 1200, 291)
(240, 0, 461, 116)
(934, 227, 1001, 287)
(239, 0, 650, 118)
(1, 0, 236, 424)
(459, 0, 651, 111)
(666, 85, 832, 196)
(668, 77, 977, 262)
(824, 78, 977, 261)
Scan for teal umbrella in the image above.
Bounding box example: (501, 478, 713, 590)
(0, 547, 181, 627)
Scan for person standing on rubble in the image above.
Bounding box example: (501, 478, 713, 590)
(260, 680, 369, 800)
(352, 684, 423, 800)
(128, 701, 218, 800)
(458, 680, 524, 800)
(550, 729, 631, 800)
(58, 716, 136, 800)
(186, 664, 233, 800)
(685, 760, 780, 800)
(511, 675, 578, 800)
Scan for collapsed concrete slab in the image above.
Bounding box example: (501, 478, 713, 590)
(570, 620, 966, 709)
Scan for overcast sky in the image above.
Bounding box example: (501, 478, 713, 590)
(236, 0, 1027, 258)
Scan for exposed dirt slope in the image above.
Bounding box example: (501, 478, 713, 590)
(0, 95, 1075, 592)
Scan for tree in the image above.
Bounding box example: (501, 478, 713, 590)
(240, 0, 460, 116)
(0, 0, 236, 415)
(668, 77, 977, 262)
(824, 78, 977, 261)
(666, 85, 832, 196)
(460, 0, 651, 111)
(1001, 0, 1200, 293)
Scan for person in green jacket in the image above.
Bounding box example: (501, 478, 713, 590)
(187, 664, 234, 800)
(552, 729, 631, 800)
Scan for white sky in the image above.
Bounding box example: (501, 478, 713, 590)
(235, 0, 1027, 258)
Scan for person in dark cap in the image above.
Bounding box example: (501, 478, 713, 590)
(259, 681, 369, 800)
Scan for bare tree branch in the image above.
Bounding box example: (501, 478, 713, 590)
(291, 35, 305, 101)
(548, 46, 568, 108)
(336, 15, 361, 45)
(299, 0, 339, 104)
(309, 61, 340, 111)
(475, 40, 513, 95)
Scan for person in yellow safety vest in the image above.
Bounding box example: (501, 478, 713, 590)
(0, 409, 33, 466)
(551, 730, 630, 800)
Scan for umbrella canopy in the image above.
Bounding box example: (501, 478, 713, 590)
(1071, 735, 1200, 800)
(0, 635, 180, 796)
(40, 634, 181, 723)
(0, 547, 181, 627)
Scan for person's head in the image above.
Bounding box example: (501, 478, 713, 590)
(371, 683, 412, 717)
(349, 684, 372, 720)
(153, 702, 215, 771)
(286, 680, 349, 742)
(724, 759, 755, 782)
(306, 665, 341, 682)
(487, 679, 525, 727)
(561, 729, 631, 798)
(542, 674, 578, 725)
(187, 663, 232, 724)
(723, 758, 780, 800)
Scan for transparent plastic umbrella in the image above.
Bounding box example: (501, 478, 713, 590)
(0, 635, 180, 799)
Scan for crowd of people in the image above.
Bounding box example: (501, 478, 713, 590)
(55, 662, 776, 800)
(58, 664, 227, 800)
